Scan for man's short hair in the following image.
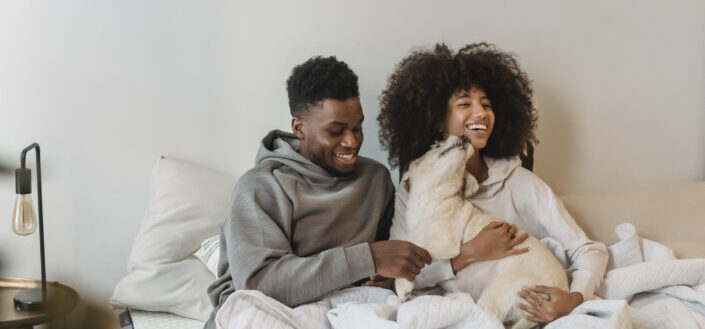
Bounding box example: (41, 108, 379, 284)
(286, 56, 359, 117)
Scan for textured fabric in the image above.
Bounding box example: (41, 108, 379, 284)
(110, 157, 237, 321)
(130, 310, 205, 329)
(395, 155, 609, 301)
(205, 130, 395, 329)
(211, 224, 705, 329)
(196, 235, 221, 276)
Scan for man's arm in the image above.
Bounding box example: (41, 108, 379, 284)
(224, 174, 376, 307)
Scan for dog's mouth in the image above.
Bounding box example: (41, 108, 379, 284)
(439, 136, 469, 157)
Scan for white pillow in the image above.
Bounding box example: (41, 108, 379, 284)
(110, 156, 237, 321)
(195, 235, 220, 277)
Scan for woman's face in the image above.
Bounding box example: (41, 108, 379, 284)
(444, 86, 495, 152)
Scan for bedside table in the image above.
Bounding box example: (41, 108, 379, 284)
(0, 277, 78, 329)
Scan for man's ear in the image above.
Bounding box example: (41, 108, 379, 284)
(292, 117, 305, 140)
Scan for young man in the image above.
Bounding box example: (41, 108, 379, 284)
(204, 56, 431, 328)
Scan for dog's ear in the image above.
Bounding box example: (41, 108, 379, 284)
(401, 172, 411, 192)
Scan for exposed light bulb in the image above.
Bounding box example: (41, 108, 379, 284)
(12, 194, 37, 235)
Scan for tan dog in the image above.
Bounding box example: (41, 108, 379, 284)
(390, 135, 568, 329)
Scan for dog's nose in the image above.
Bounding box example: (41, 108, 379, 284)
(459, 135, 469, 143)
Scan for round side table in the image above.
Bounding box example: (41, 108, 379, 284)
(0, 277, 78, 329)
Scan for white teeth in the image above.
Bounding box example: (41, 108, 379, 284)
(336, 154, 354, 160)
(467, 124, 486, 131)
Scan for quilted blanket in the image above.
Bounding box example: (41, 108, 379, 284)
(215, 224, 705, 329)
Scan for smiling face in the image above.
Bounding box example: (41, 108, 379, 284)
(292, 98, 364, 175)
(443, 86, 495, 152)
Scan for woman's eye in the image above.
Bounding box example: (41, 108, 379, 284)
(482, 104, 492, 109)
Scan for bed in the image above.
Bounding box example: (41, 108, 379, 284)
(111, 157, 705, 328)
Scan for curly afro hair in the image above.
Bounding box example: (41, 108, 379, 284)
(286, 56, 359, 117)
(377, 42, 538, 174)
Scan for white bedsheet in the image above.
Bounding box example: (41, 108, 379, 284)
(215, 224, 705, 329)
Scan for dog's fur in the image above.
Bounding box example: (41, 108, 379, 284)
(390, 135, 568, 329)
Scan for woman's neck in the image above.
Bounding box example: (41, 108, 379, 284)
(465, 152, 489, 183)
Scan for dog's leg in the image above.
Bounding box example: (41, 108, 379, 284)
(394, 278, 414, 302)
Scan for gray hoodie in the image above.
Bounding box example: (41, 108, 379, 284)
(204, 130, 394, 328)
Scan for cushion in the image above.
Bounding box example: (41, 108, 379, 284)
(195, 235, 220, 277)
(110, 156, 237, 321)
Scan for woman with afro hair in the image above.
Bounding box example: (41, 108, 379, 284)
(376, 43, 608, 323)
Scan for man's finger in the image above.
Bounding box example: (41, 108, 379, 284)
(403, 269, 416, 281)
(409, 244, 433, 264)
(407, 254, 425, 269)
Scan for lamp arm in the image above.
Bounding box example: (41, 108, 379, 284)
(20, 143, 47, 295)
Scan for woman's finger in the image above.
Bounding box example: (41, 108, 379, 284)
(508, 247, 530, 256)
(510, 233, 529, 246)
(517, 301, 541, 318)
(518, 289, 540, 308)
(486, 220, 504, 229)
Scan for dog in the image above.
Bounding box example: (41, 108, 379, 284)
(390, 135, 568, 329)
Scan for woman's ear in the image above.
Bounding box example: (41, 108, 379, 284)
(292, 117, 305, 140)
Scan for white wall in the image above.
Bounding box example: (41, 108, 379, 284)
(1, 0, 703, 303)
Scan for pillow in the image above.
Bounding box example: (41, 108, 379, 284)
(110, 156, 237, 321)
(195, 235, 220, 277)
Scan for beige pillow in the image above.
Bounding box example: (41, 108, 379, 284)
(110, 157, 237, 320)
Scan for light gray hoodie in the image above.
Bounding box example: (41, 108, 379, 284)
(204, 130, 394, 328)
(396, 156, 608, 301)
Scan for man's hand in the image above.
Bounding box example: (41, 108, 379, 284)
(450, 221, 529, 273)
(517, 285, 583, 323)
(369, 240, 432, 281)
(362, 274, 394, 290)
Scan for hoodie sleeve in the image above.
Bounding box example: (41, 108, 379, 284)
(514, 171, 609, 301)
(223, 171, 376, 307)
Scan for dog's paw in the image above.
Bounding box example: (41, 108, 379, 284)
(395, 278, 414, 302)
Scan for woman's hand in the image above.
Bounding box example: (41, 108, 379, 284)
(517, 285, 583, 323)
(362, 274, 394, 290)
(450, 221, 529, 273)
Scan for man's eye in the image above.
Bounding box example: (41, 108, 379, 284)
(328, 130, 343, 136)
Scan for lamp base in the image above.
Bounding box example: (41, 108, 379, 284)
(13, 286, 61, 311)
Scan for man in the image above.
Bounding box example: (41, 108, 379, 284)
(204, 56, 431, 328)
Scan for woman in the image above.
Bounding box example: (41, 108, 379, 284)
(375, 43, 609, 323)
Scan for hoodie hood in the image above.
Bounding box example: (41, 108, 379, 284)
(255, 129, 348, 181)
(466, 155, 523, 197)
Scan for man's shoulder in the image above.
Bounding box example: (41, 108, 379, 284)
(234, 161, 282, 189)
(355, 156, 393, 182)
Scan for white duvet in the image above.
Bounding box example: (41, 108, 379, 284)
(215, 224, 705, 329)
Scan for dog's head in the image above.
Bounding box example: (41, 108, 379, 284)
(402, 135, 475, 197)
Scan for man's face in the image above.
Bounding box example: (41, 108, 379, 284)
(292, 98, 364, 175)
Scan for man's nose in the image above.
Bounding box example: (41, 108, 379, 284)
(341, 131, 361, 149)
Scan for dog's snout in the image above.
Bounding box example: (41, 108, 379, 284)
(459, 135, 468, 143)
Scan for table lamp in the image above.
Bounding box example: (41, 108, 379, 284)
(11, 143, 56, 311)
